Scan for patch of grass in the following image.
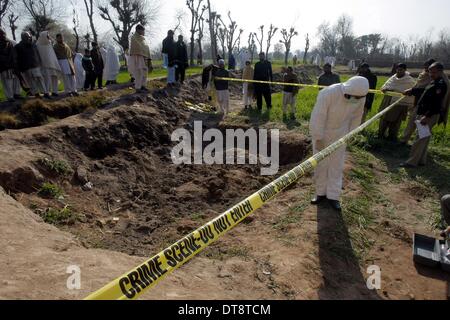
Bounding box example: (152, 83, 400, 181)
(0, 112, 18, 129)
(204, 244, 250, 261)
(39, 158, 73, 176)
(41, 205, 76, 225)
(38, 182, 63, 199)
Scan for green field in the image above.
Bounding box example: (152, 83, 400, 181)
(239, 75, 449, 148)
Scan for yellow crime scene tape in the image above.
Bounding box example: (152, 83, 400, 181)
(85, 90, 405, 300)
(215, 77, 405, 98)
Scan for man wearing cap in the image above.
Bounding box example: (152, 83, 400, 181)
(202, 59, 230, 118)
(400, 59, 436, 143)
(309, 76, 370, 211)
(318, 63, 341, 87)
(401, 62, 448, 168)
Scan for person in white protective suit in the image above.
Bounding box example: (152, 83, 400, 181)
(309, 76, 370, 211)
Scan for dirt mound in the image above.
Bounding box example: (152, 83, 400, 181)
(0, 80, 310, 259)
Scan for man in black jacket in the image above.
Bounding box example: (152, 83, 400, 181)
(162, 30, 177, 85)
(175, 35, 188, 84)
(358, 63, 377, 122)
(253, 52, 273, 110)
(0, 28, 21, 102)
(401, 62, 448, 168)
(82, 49, 95, 91)
(202, 60, 230, 118)
(90, 42, 104, 89)
(14, 32, 49, 99)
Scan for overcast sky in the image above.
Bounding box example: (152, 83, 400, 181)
(19, 0, 450, 50)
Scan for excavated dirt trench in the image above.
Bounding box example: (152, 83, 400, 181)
(0, 75, 311, 258)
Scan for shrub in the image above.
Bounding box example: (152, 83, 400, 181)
(38, 182, 63, 199)
(39, 158, 73, 176)
(41, 206, 75, 225)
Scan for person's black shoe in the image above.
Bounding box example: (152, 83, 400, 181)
(14, 94, 23, 100)
(51, 93, 59, 97)
(328, 200, 342, 212)
(43, 93, 52, 100)
(7, 98, 15, 103)
(311, 195, 327, 205)
(72, 92, 80, 96)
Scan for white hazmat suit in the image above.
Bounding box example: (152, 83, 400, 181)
(309, 76, 370, 201)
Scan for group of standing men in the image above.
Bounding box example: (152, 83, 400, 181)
(161, 30, 189, 86)
(0, 28, 121, 103)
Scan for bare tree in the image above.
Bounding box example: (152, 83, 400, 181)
(0, 0, 11, 27)
(186, 0, 206, 66)
(21, 0, 65, 36)
(196, 14, 206, 64)
(254, 25, 264, 53)
(173, 9, 184, 33)
(98, 0, 160, 53)
(317, 22, 338, 57)
(217, 25, 226, 58)
(206, 0, 218, 61)
(221, 11, 243, 59)
(303, 33, 310, 64)
(71, 7, 80, 52)
(83, 0, 98, 44)
(280, 27, 298, 65)
(247, 32, 256, 62)
(265, 24, 278, 58)
(8, 12, 18, 40)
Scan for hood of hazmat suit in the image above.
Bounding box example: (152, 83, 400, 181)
(309, 76, 369, 201)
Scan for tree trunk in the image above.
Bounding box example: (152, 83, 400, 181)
(284, 50, 289, 66)
(190, 37, 195, 66)
(197, 39, 203, 65)
(207, 0, 217, 63)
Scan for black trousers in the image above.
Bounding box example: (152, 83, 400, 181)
(176, 66, 186, 83)
(84, 72, 96, 90)
(254, 83, 272, 110)
(94, 71, 103, 89)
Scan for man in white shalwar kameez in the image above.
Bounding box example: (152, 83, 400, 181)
(74, 53, 85, 91)
(104, 46, 120, 85)
(309, 76, 369, 211)
(128, 25, 152, 93)
(53, 34, 78, 96)
(36, 31, 61, 96)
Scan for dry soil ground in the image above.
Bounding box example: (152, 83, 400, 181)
(0, 69, 449, 300)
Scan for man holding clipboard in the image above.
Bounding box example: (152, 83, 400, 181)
(401, 62, 448, 168)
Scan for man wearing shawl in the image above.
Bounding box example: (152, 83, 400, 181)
(242, 60, 254, 109)
(129, 25, 152, 93)
(74, 53, 85, 91)
(378, 63, 416, 141)
(36, 31, 62, 97)
(0, 28, 21, 102)
(14, 32, 50, 99)
(104, 46, 120, 85)
(53, 34, 78, 96)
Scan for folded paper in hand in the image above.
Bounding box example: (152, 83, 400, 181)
(415, 120, 432, 139)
